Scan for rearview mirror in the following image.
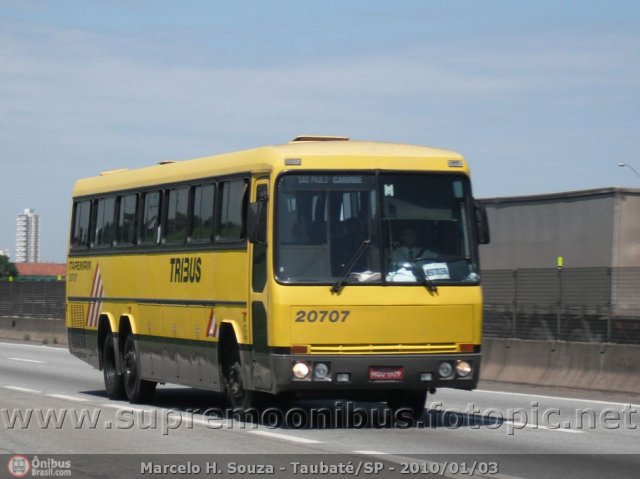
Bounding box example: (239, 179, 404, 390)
(474, 200, 490, 245)
(248, 201, 267, 245)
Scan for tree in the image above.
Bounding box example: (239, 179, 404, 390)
(0, 255, 18, 279)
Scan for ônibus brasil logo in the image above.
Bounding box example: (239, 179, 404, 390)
(7, 455, 31, 478)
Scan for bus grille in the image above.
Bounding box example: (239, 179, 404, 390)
(69, 303, 85, 328)
(68, 303, 87, 350)
(307, 343, 459, 355)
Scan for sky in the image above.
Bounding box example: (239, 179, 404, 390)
(1, 0, 639, 262)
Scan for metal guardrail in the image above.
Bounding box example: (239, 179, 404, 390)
(0, 281, 65, 320)
(482, 267, 640, 344)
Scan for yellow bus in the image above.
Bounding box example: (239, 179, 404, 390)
(66, 136, 489, 419)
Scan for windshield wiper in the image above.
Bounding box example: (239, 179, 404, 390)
(331, 240, 371, 294)
(399, 254, 437, 293)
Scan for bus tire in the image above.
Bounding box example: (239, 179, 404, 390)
(122, 334, 156, 404)
(221, 340, 263, 413)
(387, 390, 427, 422)
(102, 334, 125, 400)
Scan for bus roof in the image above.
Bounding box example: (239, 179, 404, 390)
(72, 139, 467, 197)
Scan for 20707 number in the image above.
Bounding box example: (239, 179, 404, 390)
(294, 310, 350, 323)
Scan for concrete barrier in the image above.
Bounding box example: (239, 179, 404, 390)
(0, 316, 67, 345)
(481, 338, 640, 394)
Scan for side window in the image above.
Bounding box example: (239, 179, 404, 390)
(191, 184, 215, 242)
(218, 179, 248, 241)
(142, 191, 162, 244)
(165, 187, 189, 244)
(117, 194, 137, 246)
(71, 200, 91, 248)
(93, 197, 115, 247)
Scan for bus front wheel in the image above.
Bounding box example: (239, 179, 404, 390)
(221, 340, 263, 412)
(102, 334, 125, 400)
(122, 334, 156, 404)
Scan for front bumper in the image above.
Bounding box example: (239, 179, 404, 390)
(270, 353, 480, 395)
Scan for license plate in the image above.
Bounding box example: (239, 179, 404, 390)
(368, 367, 404, 381)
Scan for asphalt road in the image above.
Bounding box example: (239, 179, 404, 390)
(1, 339, 639, 478)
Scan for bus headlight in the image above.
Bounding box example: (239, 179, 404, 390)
(292, 362, 311, 380)
(456, 360, 472, 378)
(313, 362, 331, 380)
(438, 361, 454, 379)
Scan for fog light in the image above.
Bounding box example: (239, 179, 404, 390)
(438, 361, 454, 379)
(336, 373, 350, 383)
(456, 360, 472, 378)
(420, 373, 433, 382)
(313, 362, 331, 380)
(292, 362, 311, 380)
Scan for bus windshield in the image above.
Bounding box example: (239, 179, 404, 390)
(275, 172, 479, 286)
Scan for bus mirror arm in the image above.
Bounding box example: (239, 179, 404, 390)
(474, 200, 490, 245)
(248, 201, 267, 245)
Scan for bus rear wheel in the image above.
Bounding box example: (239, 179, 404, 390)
(102, 334, 125, 400)
(122, 334, 156, 404)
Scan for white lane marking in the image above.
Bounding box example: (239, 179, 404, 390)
(7, 357, 45, 364)
(249, 429, 322, 444)
(503, 420, 584, 434)
(3, 385, 42, 394)
(46, 394, 90, 403)
(475, 389, 640, 408)
(353, 450, 388, 455)
(0, 342, 67, 352)
(98, 406, 319, 441)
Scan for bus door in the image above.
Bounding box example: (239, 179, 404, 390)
(248, 178, 272, 391)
